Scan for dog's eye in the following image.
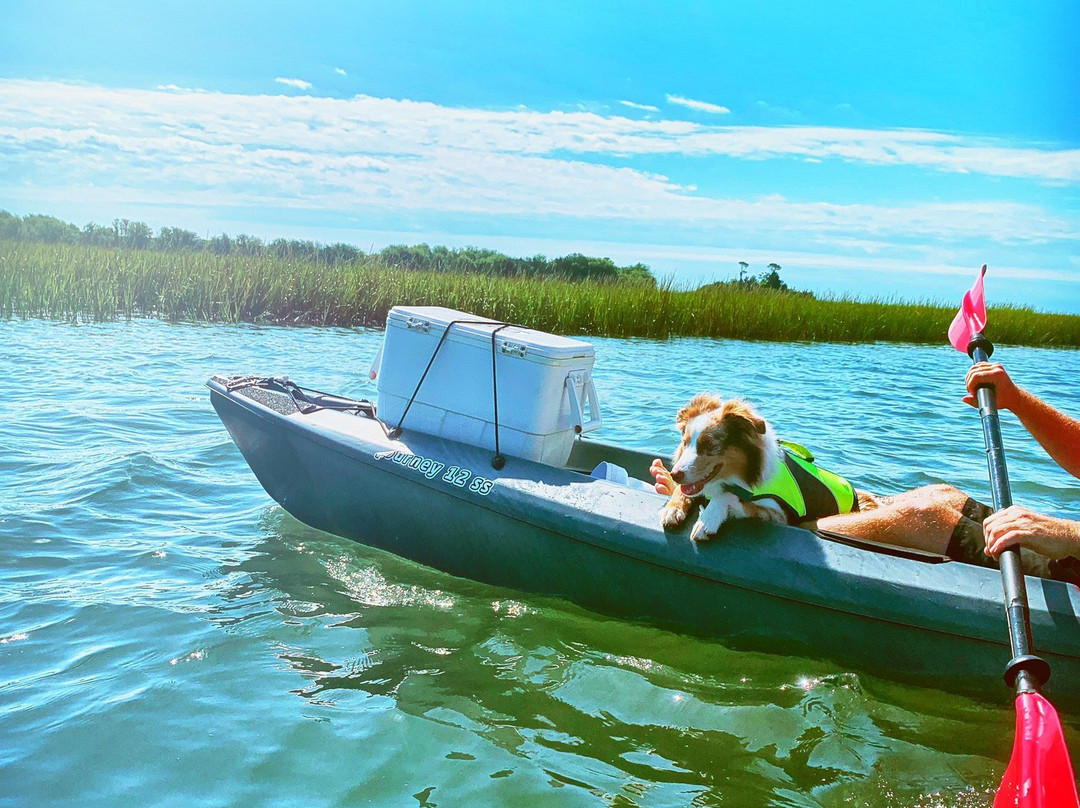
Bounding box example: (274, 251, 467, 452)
(697, 433, 721, 453)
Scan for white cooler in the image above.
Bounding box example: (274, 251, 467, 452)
(372, 306, 602, 466)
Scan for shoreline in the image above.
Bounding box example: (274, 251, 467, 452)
(4, 240, 1079, 347)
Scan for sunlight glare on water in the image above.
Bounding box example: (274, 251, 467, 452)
(3, 319, 1080, 807)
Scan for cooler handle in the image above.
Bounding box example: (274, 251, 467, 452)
(566, 372, 602, 434)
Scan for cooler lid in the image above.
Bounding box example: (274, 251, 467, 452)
(387, 306, 594, 360)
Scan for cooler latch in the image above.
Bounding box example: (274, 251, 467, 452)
(406, 317, 431, 333)
(499, 341, 528, 358)
(566, 371, 603, 434)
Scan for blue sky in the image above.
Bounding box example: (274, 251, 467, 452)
(2, 1, 1078, 312)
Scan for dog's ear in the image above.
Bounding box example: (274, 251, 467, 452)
(720, 399, 767, 435)
(718, 399, 769, 486)
(676, 393, 723, 430)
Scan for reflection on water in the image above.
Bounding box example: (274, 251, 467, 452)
(216, 508, 1004, 807)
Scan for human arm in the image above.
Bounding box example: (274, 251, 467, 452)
(964, 362, 1080, 480)
(983, 505, 1080, 561)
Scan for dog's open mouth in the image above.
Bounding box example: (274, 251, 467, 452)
(678, 468, 720, 497)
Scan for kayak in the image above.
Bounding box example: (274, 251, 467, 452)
(207, 369, 1080, 704)
(209, 306, 1080, 703)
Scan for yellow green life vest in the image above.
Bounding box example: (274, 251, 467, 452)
(723, 441, 857, 523)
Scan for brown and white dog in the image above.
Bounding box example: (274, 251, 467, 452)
(658, 394, 791, 541)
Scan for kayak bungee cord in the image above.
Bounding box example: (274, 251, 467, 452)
(225, 375, 376, 418)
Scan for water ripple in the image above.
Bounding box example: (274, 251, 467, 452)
(3, 319, 1079, 807)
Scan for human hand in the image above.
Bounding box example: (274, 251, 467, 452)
(964, 362, 1022, 410)
(982, 505, 1080, 561)
(650, 458, 674, 496)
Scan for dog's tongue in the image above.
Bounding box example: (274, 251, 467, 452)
(680, 481, 705, 496)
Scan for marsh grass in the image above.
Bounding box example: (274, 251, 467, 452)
(3, 240, 1079, 346)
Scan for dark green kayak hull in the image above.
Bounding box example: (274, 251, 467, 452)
(208, 376, 1080, 704)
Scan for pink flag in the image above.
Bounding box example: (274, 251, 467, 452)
(948, 264, 988, 352)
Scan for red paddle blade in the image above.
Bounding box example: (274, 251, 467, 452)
(995, 692, 1080, 807)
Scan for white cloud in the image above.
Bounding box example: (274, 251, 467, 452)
(619, 100, 660, 112)
(7, 81, 1073, 183)
(0, 79, 1076, 272)
(667, 94, 730, 115)
(334, 68, 347, 76)
(275, 77, 313, 90)
(156, 84, 208, 93)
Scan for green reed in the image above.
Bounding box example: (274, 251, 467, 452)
(3, 240, 1079, 346)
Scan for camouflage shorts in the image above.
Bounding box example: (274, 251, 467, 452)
(946, 498, 1080, 585)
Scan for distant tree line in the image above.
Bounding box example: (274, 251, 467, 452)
(0, 210, 656, 286)
(697, 261, 810, 297)
(738, 261, 788, 290)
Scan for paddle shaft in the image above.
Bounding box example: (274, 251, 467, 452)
(969, 337, 1045, 694)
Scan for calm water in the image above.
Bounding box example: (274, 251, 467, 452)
(4, 319, 1080, 808)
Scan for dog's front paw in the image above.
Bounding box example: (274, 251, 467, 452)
(690, 493, 740, 542)
(659, 504, 689, 530)
(690, 518, 714, 542)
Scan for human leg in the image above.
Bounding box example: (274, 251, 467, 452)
(802, 484, 977, 556)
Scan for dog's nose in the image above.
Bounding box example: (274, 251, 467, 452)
(670, 469, 685, 484)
